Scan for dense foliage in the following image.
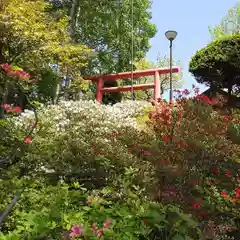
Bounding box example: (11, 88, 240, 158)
(0, 0, 158, 108)
(0, 1, 239, 240)
(49, 0, 157, 74)
(1, 86, 240, 239)
(0, 0, 93, 115)
(209, 3, 240, 39)
(189, 34, 240, 95)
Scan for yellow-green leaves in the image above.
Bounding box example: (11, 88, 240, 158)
(0, 0, 91, 77)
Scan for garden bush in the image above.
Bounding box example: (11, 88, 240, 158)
(1, 173, 204, 240)
(1, 87, 239, 239)
(10, 100, 154, 188)
(137, 87, 240, 239)
(189, 34, 240, 95)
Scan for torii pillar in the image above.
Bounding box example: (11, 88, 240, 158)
(84, 66, 181, 103)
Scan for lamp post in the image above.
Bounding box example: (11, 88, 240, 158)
(165, 30, 177, 102)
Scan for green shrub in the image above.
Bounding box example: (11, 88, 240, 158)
(11, 100, 154, 189)
(0, 170, 202, 240)
(1, 95, 239, 239)
(189, 34, 240, 94)
(138, 88, 240, 238)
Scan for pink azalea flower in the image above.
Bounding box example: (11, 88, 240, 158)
(103, 219, 111, 228)
(97, 229, 103, 238)
(24, 137, 32, 144)
(69, 224, 83, 238)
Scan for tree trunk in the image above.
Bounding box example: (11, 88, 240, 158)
(69, 0, 80, 40)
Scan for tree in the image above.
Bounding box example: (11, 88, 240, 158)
(0, 0, 92, 113)
(0, 0, 91, 73)
(49, 0, 157, 74)
(122, 55, 182, 100)
(189, 34, 240, 97)
(209, 3, 240, 39)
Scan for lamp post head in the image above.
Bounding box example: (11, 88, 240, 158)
(165, 30, 178, 41)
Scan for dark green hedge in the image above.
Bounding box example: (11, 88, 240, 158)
(189, 34, 240, 91)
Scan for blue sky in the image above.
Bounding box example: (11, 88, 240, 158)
(147, 0, 238, 97)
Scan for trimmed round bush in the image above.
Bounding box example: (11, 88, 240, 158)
(189, 34, 240, 93)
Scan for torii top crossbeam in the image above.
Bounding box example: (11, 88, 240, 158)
(84, 66, 180, 102)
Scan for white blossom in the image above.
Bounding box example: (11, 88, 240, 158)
(13, 100, 151, 135)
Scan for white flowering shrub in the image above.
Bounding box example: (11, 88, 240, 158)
(15, 100, 154, 188)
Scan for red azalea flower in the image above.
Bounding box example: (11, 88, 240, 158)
(162, 135, 171, 142)
(225, 171, 231, 177)
(193, 199, 203, 209)
(221, 191, 228, 198)
(223, 116, 233, 121)
(212, 168, 220, 174)
(193, 203, 201, 209)
(0, 63, 11, 72)
(177, 112, 183, 117)
(12, 106, 21, 113)
(24, 137, 32, 144)
(235, 188, 240, 198)
(196, 94, 214, 105)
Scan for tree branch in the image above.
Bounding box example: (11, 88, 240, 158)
(0, 189, 23, 226)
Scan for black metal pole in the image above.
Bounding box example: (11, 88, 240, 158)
(169, 39, 173, 102)
(130, 0, 134, 101)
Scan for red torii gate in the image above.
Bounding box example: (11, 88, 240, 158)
(84, 66, 180, 103)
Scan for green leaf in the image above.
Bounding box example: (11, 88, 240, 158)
(65, 224, 71, 231)
(172, 234, 185, 240)
(11, 65, 22, 71)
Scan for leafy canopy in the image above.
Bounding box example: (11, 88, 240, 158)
(209, 3, 240, 39)
(50, 0, 157, 74)
(0, 0, 94, 110)
(0, 0, 91, 77)
(189, 34, 240, 92)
